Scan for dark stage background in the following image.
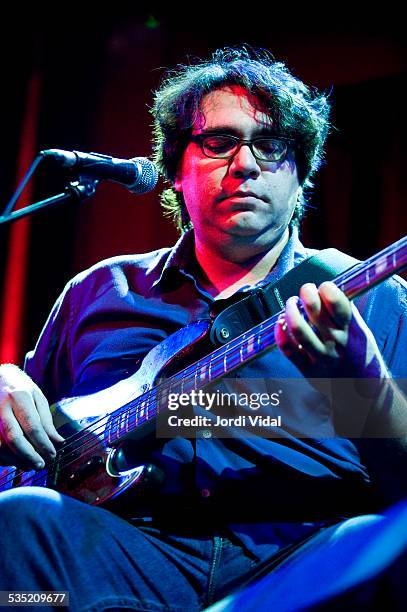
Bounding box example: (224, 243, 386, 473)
(0, 9, 406, 365)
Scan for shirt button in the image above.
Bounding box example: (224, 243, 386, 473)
(202, 430, 212, 439)
(201, 488, 211, 498)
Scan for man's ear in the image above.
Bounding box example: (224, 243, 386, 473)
(174, 168, 183, 193)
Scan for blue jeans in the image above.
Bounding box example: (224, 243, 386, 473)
(0, 487, 258, 611)
(208, 501, 407, 611)
(1, 487, 407, 611)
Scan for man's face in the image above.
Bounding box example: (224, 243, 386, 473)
(174, 85, 300, 260)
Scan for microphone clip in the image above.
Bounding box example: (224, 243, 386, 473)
(67, 179, 99, 201)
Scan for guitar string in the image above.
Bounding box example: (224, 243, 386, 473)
(14, 238, 407, 461)
(0, 318, 281, 489)
(0, 256, 391, 492)
(0, 314, 274, 486)
(1, 242, 406, 491)
(51, 313, 279, 458)
(1, 242, 406, 490)
(38, 238, 407, 460)
(0, 240, 405, 490)
(53, 234, 407, 458)
(0, 319, 282, 490)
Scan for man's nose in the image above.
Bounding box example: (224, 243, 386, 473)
(228, 143, 261, 179)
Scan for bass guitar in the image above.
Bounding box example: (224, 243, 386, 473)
(0, 236, 406, 514)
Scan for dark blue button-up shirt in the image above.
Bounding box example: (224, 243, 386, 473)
(25, 229, 407, 560)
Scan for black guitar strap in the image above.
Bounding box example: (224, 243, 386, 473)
(209, 248, 358, 345)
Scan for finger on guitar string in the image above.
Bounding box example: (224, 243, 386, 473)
(284, 295, 335, 361)
(275, 290, 349, 377)
(33, 386, 65, 443)
(0, 400, 46, 469)
(300, 282, 388, 375)
(0, 365, 59, 469)
(299, 282, 352, 342)
(275, 313, 316, 371)
(283, 281, 354, 359)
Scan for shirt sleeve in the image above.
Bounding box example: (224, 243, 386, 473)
(355, 275, 407, 379)
(24, 280, 75, 404)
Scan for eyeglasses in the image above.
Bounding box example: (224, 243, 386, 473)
(190, 133, 294, 162)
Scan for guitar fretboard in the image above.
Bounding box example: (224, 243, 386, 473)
(105, 236, 407, 444)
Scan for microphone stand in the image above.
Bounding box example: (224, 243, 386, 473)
(0, 154, 98, 227)
(0, 181, 98, 226)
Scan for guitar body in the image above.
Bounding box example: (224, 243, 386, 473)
(0, 320, 210, 515)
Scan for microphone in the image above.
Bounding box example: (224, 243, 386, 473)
(41, 149, 158, 194)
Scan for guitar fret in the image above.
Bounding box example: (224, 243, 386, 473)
(148, 395, 154, 419)
(158, 384, 171, 415)
(223, 350, 228, 374)
(107, 418, 115, 444)
(142, 398, 148, 421)
(257, 325, 262, 352)
(138, 401, 145, 421)
(146, 396, 152, 419)
(119, 412, 126, 437)
(375, 255, 387, 276)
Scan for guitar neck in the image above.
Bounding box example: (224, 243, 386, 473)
(334, 235, 407, 299)
(106, 236, 407, 443)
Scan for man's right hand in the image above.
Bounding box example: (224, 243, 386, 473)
(0, 364, 64, 470)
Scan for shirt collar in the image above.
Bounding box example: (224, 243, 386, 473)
(151, 230, 197, 290)
(151, 226, 309, 292)
(255, 226, 309, 289)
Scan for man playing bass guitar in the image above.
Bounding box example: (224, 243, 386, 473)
(1, 47, 407, 611)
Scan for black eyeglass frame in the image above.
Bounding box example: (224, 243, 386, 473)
(189, 132, 296, 162)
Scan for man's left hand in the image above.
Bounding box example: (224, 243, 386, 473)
(275, 281, 388, 379)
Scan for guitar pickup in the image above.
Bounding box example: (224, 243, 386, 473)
(66, 455, 104, 488)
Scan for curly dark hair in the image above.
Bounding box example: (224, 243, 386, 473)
(151, 46, 331, 232)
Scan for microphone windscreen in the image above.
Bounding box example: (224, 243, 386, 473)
(130, 157, 158, 194)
